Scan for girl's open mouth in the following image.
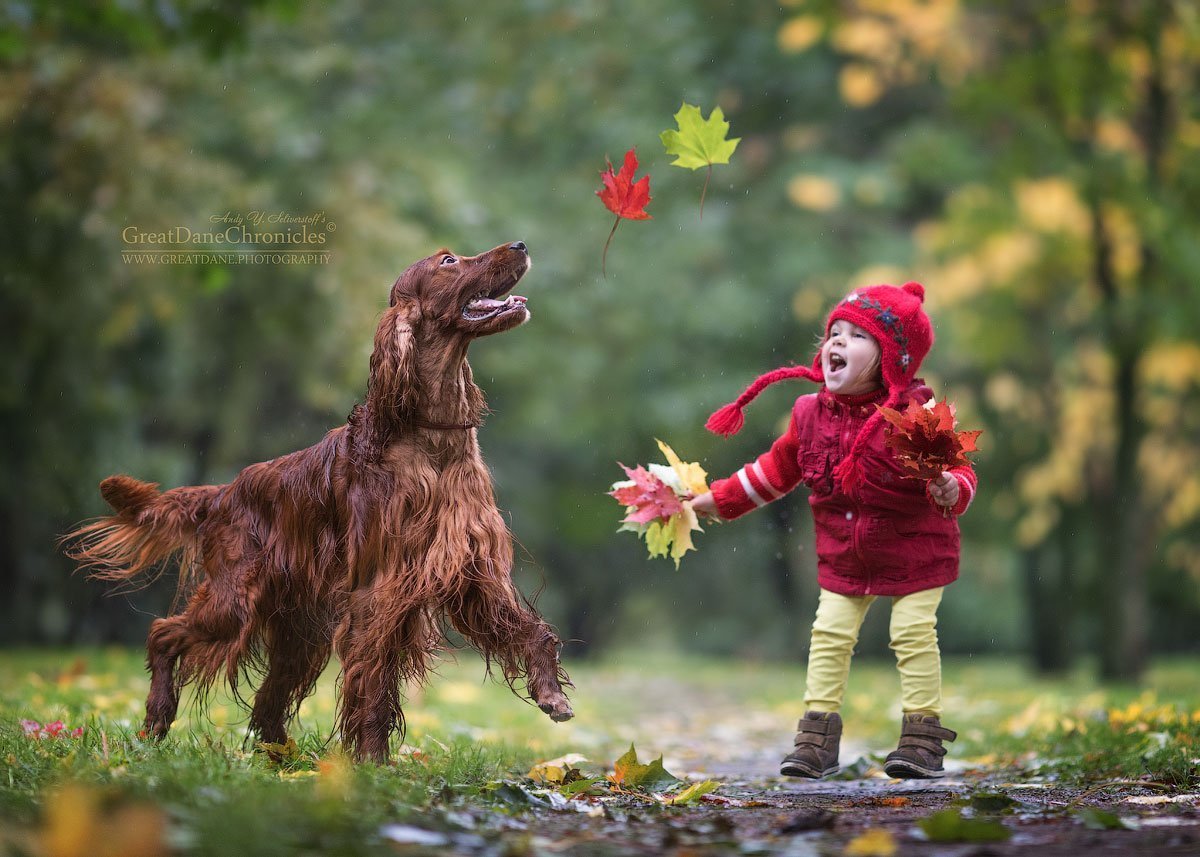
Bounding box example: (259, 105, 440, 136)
(828, 352, 847, 374)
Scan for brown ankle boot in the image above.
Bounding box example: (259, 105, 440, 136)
(883, 713, 956, 778)
(780, 711, 842, 778)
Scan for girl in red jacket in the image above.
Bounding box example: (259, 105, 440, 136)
(692, 282, 975, 779)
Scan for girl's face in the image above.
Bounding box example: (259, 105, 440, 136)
(821, 320, 882, 396)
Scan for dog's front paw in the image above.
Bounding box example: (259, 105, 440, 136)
(538, 693, 574, 722)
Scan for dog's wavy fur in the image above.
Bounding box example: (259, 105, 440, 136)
(64, 243, 572, 762)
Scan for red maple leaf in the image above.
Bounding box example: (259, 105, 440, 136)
(596, 148, 652, 276)
(878, 399, 982, 480)
(610, 464, 682, 524)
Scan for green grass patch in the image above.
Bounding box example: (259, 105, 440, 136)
(2, 648, 1198, 853)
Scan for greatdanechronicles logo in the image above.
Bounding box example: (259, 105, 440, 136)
(121, 210, 335, 265)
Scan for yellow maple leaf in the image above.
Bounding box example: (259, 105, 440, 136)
(670, 504, 701, 569)
(644, 520, 672, 558)
(656, 439, 708, 496)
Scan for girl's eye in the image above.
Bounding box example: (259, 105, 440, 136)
(441, 255, 458, 265)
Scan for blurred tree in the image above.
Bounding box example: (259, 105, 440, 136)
(911, 1, 1200, 679)
(1, 0, 1197, 669)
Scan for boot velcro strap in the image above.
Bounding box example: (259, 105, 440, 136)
(897, 735, 948, 755)
(905, 722, 956, 742)
(796, 717, 833, 735)
(794, 733, 827, 747)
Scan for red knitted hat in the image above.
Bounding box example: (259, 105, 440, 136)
(706, 282, 933, 494)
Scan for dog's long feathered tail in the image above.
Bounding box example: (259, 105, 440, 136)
(63, 475, 218, 594)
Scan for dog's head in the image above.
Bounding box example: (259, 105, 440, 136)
(365, 242, 531, 431)
(389, 241, 531, 339)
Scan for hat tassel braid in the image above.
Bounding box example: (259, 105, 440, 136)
(831, 387, 903, 495)
(705, 363, 823, 437)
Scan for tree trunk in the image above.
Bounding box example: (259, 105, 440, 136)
(1022, 543, 1071, 674)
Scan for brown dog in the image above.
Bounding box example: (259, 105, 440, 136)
(65, 242, 573, 762)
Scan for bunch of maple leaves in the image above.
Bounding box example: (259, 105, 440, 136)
(596, 102, 739, 275)
(609, 440, 709, 568)
(878, 398, 982, 479)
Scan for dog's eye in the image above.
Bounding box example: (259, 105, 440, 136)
(440, 255, 458, 266)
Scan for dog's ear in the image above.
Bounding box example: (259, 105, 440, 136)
(367, 297, 420, 427)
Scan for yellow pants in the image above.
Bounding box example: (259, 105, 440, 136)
(803, 586, 945, 717)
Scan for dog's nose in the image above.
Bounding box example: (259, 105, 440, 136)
(509, 241, 527, 254)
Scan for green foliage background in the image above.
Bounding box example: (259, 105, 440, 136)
(2, 0, 1198, 677)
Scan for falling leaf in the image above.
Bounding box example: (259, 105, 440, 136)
(607, 745, 680, 792)
(668, 780, 719, 805)
(844, 828, 898, 857)
(660, 102, 740, 219)
(879, 398, 982, 480)
(595, 148, 651, 276)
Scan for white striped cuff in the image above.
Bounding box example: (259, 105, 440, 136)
(737, 467, 768, 507)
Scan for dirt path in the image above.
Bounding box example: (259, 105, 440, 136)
(483, 667, 1200, 856)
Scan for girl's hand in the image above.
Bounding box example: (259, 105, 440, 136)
(929, 472, 960, 508)
(690, 491, 720, 521)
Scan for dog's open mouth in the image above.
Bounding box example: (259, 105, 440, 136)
(463, 292, 527, 321)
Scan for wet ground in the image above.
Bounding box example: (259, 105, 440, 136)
(432, 666, 1200, 856)
(435, 770, 1200, 856)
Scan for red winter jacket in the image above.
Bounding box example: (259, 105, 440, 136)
(710, 382, 977, 597)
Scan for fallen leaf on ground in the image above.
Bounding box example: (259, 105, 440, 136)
(606, 745, 680, 792)
(844, 827, 897, 856)
(917, 808, 1011, 842)
(1077, 807, 1130, 830)
(527, 753, 588, 785)
(666, 779, 719, 805)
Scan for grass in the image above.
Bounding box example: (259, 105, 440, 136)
(2, 648, 1198, 854)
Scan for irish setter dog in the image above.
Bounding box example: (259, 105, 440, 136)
(65, 242, 573, 762)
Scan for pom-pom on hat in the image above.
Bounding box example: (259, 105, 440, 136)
(706, 281, 934, 494)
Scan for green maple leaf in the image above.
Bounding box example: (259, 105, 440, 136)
(607, 745, 680, 792)
(660, 102, 741, 219)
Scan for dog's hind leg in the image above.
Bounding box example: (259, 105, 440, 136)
(249, 612, 332, 746)
(447, 575, 573, 723)
(144, 613, 190, 738)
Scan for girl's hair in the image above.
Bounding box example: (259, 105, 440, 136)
(863, 349, 883, 385)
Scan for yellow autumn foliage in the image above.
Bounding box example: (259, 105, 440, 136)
(777, 16, 823, 53)
(838, 63, 884, 107)
(832, 17, 898, 64)
(787, 174, 841, 211)
(1014, 177, 1090, 237)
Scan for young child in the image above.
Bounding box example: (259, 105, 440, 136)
(691, 282, 975, 779)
